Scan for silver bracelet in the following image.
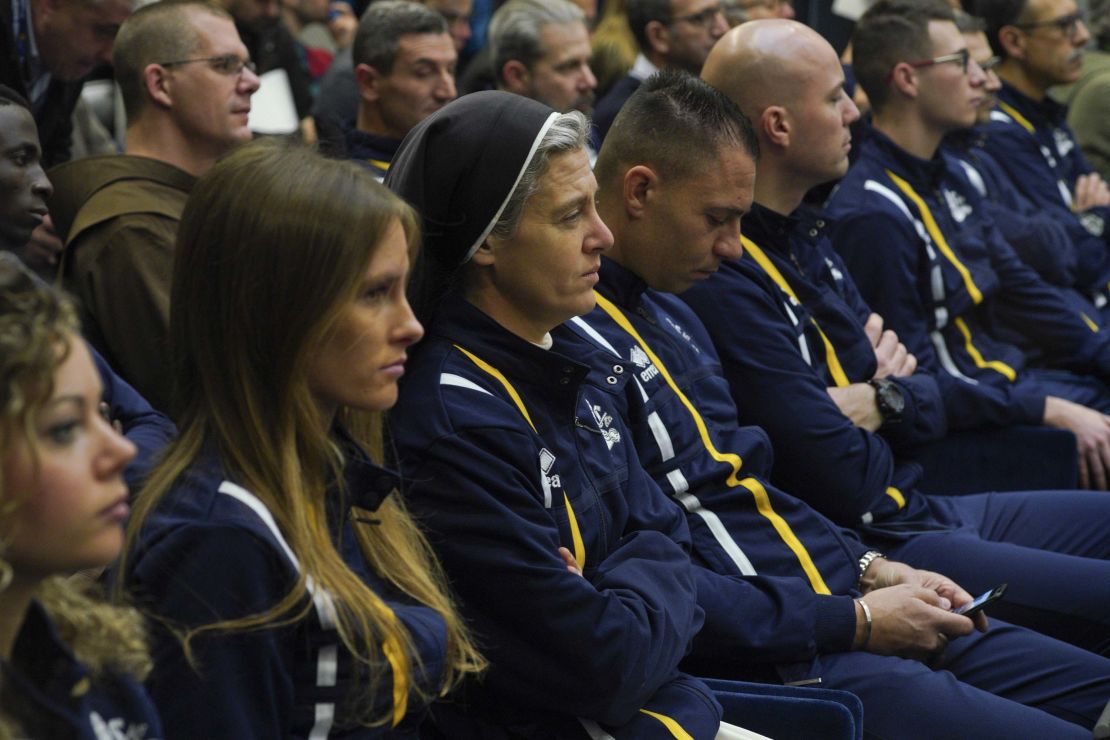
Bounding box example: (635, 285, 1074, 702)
(857, 549, 884, 589)
(855, 598, 873, 649)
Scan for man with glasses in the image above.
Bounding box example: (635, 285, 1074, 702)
(1056, 0, 1110, 181)
(592, 0, 728, 143)
(825, 0, 1110, 490)
(49, 0, 259, 412)
(944, 11, 1109, 331)
(972, 0, 1110, 315)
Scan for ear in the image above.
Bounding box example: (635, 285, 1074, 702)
(887, 63, 919, 101)
(500, 60, 531, 95)
(143, 63, 174, 110)
(997, 25, 1025, 60)
(355, 63, 383, 104)
(761, 105, 789, 149)
(623, 164, 658, 220)
(470, 238, 497, 267)
(644, 19, 671, 58)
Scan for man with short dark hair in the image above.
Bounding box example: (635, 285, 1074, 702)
(50, 0, 259, 412)
(971, 0, 1110, 311)
(491, 0, 596, 115)
(346, 0, 455, 180)
(591, 0, 727, 143)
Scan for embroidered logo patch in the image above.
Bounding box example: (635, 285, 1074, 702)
(943, 188, 972, 223)
(587, 399, 622, 449)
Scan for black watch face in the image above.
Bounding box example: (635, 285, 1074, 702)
(882, 382, 905, 415)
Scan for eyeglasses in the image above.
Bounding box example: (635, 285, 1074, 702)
(158, 54, 257, 76)
(1013, 10, 1084, 40)
(882, 47, 969, 84)
(670, 4, 725, 27)
(978, 55, 1002, 74)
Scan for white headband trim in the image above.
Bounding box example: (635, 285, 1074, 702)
(461, 111, 561, 263)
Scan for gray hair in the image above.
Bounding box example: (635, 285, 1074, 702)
(489, 111, 590, 240)
(490, 0, 586, 85)
(353, 0, 448, 73)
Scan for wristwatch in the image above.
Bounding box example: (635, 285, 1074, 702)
(857, 550, 885, 589)
(867, 378, 904, 426)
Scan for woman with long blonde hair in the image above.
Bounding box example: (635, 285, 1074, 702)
(0, 254, 160, 739)
(118, 140, 483, 737)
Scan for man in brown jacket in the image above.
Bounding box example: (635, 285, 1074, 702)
(52, 0, 259, 413)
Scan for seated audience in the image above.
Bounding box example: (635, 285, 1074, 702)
(575, 69, 1110, 738)
(972, 0, 1110, 314)
(823, 0, 1110, 488)
(117, 140, 484, 736)
(590, 0, 638, 99)
(944, 11, 1094, 308)
(592, 0, 728, 143)
(0, 254, 161, 739)
(280, 0, 357, 82)
(346, 1, 456, 180)
(428, 0, 474, 52)
(52, 0, 259, 415)
(1056, 0, 1110, 182)
(692, 17, 1110, 657)
(386, 90, 747, 738)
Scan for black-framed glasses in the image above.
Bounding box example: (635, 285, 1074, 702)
(670, 4, 725, 27)
(158, 54, 257, 76)
(1013, 10, 1084, 40)
(882, 48, 970, 84)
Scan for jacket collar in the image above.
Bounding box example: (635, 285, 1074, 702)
(998, 80, 1068, 127)
(597, 255, 649, 309)
(333, 425, 399, 513)
(862, 124, 948, 191)
(744, 202, 799, 255)
(429, 295, 591, 390)
(344, 127, 403, 163)
(3, 600, 86, 708)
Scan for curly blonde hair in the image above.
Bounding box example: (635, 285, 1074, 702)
(0, 255, 151, 736)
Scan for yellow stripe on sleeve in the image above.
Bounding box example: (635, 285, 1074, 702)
(1081, 312, 1100, 332)
(563, 493, 586, 570)
(952, 317, 1017, 381)
(594, 292, 832, 595)
(884, 486, 906, 509)
(742, 236, 851, 388)
(639, 709, 695, 740)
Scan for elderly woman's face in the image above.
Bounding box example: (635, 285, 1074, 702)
(1, 338, 135, 585)
(474, 147, 613, 343)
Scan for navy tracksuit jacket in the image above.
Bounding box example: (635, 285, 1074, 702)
(981, 82, 1110, 305)
(576, 257, 1110, 738)
(565, 258, 864, 677)
(392, 298, 722, 739)
(824, 127, 1110, 430)
(124, 439, 448, 738)
(1, 601, 163, 739)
